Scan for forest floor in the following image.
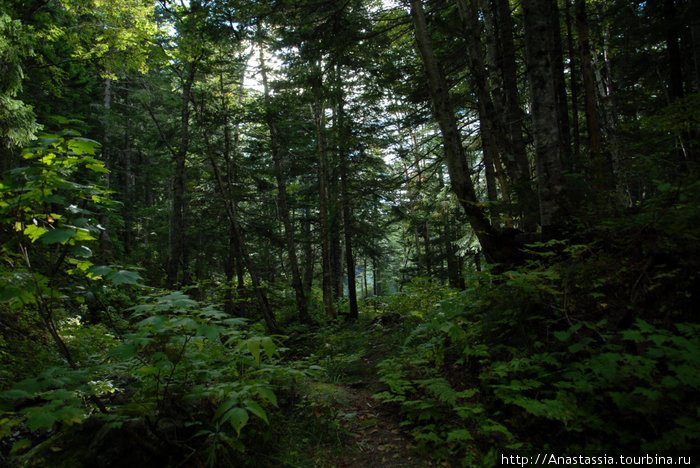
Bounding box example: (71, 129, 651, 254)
(331, 383, 423, 468)
(330, 333, 426, 468)
(276, 316, 432, 468)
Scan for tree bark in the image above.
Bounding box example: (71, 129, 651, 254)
(100, 76, 113, 248)
(373, 258, 382, 296)
(223, 234, 237, 316)
(302, 207, 315, 293)
(564, 0, 581, 165)
(409, 0, 508, 263)
(575, 0, 605, 182)
(485, 0, 539, 231)
(260, 44, 310, 324)
(457, 0, 513, 229)
(206, 147, 278, 332)
(662, 0, 684, 101)
(521, 0, 567, 233)
(167, 60, 196, 288)
(334, 81, 358, 321)
(341, 155, 358, 321)
(445, 222, 459, 288)
(330, 176, 344, 300)
(122, 84, 134, 255)
(312, 87, 336, 318)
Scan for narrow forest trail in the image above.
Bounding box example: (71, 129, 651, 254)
(331, 382, 424, 468)
(322, 320, 430, 468)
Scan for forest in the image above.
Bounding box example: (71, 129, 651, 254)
(0, 0, 698, 466)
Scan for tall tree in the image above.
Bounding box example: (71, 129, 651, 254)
(259, 37, 311, 323)
(408, 0, 507, 263)
(521, 0, 568, 233)
(312, 76, 336, 318)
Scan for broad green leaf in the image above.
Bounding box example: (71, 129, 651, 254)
(71, 245, 92, 258)
(10, 439, 31, 455)
(243, 399, 268, 424)
(137, 315, 167, 329)
(196, 324, 221, 342)
(23, 224, 48, 242)
(0, 284, 25, 302)
(71, 217, 90, 227)
(55, 405, 85, 425)
(261, 337, 278, 360)
(24, 406, 59, 431)
(135, 366, 159, 376)
(246, 338, 261, 366)
(72, 260, 93, 272)
(253, 386, 278, 407)
(86, 163, 109, 173)
(553, 323, 582, 342)
(214, 398, 239, 422)
(67, 138, 100, 155)
(200, 306, 227, 320)
(46, 388, 75, 400)
(622, 329, 644, 343)
(40, 228, 75, 245)
(225, 407, 248, 435)
(158, 292, 196, 310)
(71, 229, 96, 242)
(0, 389, 32, 400)
(108, 343, 137, 359)
(67, 204, 92, 215)
(87, 265, 113, 278)
(170, 317, 197, 330)
(107, 270, 142, 286)
(568, 337, 594, 353)
(223, 317, 247, 327)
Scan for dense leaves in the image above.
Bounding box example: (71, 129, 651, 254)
(1, 0, 698, 465)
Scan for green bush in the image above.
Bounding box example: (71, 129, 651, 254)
(375, 254, 700, 464)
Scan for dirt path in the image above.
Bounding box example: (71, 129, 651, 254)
(329, 326, 430, 467)
(332, 383, 426, 468)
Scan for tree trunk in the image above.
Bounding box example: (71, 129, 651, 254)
(122, 84, 134, 255)
(692, 14, 700, 93)
(330, 190, 344, 300)
(100, 76, 113, 248)
(341, 156, 358, 321)
(409, 0, 508, 263)
(576, 0, 607, 188)
(302, 207, 315, 293)
(311, 88, 336, 318)
(662, 0, 684, 101)
(206, 148, 278, 331)
(373, 258, 382, 296)
(333, 81, 358, 321)
(167, 60, 196, 288)
(422, 221, 431, 275)
(224, 233, 237, 316)
(457, 0, 514, 229)
(521, 0, 567, 233)
(260, 44, 310, 324)
(549, 1, 572, 171)
(486, 0, 539, 231)
(445, 222, 459, 288)
(564, 0, 582, 165)
(363, 257, 368, 298)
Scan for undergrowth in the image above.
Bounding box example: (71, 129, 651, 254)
(374, 203, 700, 466)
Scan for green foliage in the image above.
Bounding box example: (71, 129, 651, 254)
(375, 249, 700, 464)
(0, 12, 40, 145)
(0, 290, 303, 466)
(0, 130, 111, 289)
(0, 132, 303, 466)
(383, 277, 453, 319)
